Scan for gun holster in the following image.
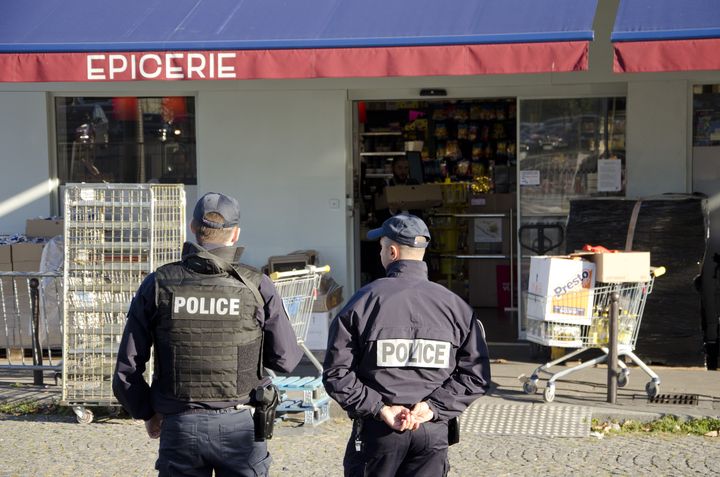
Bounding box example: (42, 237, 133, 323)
(250, 384, 280, 442)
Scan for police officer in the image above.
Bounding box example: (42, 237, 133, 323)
(113, 192, 303, 477)
(323, 214, 491, 477)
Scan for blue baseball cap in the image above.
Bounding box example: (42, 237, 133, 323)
(193, 192, 241, 229)
(367, 214, 431, 248)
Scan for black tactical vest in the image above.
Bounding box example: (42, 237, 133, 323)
(154, 252, 264, 402)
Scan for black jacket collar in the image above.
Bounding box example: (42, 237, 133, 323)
(181, 242, 243, 275)
(384, 259, 428, 279)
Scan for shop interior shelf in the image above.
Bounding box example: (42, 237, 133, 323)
(360, 151, 406, 156)
(361, 131, 403, 136)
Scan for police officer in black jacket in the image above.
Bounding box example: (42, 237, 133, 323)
(113, 192, 303, 477)
(323, 214, 491, 477)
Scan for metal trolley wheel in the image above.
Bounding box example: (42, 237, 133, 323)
(645, 380, 660, 398)
(543, 385, 556, 403)
(73, 406, 94, 424)
(617, 369, 630, 388)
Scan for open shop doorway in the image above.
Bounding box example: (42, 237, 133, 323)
(352, 98, 520, 344)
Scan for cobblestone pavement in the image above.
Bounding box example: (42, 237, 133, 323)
(1, 413, 720, 476)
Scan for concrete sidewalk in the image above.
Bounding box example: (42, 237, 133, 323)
(1, 345, 719, 424)
(487, 357, 720, 421)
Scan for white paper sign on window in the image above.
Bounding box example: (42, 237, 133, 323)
(520, 170, 540, 186)
(597, 159, 622, 192)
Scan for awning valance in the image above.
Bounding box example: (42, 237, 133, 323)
(0, 0, 597, 82)
(612, 0, 720, 73)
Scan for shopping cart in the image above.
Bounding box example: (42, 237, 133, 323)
(269, 265, 333, 425)
(269, 264, 330, 374)
(521, 267, 664, 403)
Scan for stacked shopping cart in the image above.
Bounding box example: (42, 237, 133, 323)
(522, 255, 663, 403)
(270, 265, 332, 425)
(62, 184, 185, 423)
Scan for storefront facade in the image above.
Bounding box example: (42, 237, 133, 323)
(1, 1, 719, 362)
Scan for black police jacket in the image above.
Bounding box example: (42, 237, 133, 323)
(322, 260, 491, 422)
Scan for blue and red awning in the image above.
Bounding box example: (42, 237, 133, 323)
(0, 0, 597, 82)
(612, 0, 720, 73)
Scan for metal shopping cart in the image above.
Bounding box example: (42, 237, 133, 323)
(269, 264, 330, 374)
(269, 264, 332, 425)
(521, 267, 664, 403)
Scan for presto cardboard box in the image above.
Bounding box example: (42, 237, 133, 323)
(527, 256, 595, 324)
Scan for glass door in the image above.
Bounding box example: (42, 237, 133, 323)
(516, 97, 627, 338)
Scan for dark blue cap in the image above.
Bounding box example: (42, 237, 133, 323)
(367, 214, 431, 248)
(193, 192, 241, 229)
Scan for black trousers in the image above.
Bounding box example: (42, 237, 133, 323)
(156, 408, 270, 477)
(343, 418, 449, 477)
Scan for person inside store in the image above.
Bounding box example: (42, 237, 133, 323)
(323, 214, 491, 477)
(365, 156, 425, 282)
(112, 192, 303, 477)
(388, 155, 419, 187)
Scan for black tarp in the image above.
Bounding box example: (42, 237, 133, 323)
(566, 194, 708, 366)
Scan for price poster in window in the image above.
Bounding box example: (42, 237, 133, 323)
(597, 159, 622, 192)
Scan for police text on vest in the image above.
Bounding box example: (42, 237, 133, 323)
(376, 339, 451, 368)
(173, 296, 241, 315)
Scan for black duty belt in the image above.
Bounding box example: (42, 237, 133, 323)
(176, 404, 253, 415)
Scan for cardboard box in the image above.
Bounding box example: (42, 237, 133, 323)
(0, 244, 12, 269)
(305, 308, 340, 350)
(580, 251, 650, 283)
(0, 274, 63, 349)
(11, 243, 45, 272)
(266, 253, 313, 274)
(526, 256, 595, 324)
(26, 218, 64, 238)
(312, 286, 344, 312)
(467, 193, 516, 213)
(378, 184, 443, 210)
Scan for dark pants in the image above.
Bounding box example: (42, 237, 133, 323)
(156, 408, 271, 477)
(344, 418, 449, 477)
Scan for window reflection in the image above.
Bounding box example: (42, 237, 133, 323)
(55, 96, 197, 185)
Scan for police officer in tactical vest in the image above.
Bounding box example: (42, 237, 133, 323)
(113, 192, 303, 477)
(323, 214, 491, 477)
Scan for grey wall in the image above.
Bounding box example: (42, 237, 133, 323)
(197, 89, 350, 287)
(0, 92, 52, 235)
(626, 81, 689, 197)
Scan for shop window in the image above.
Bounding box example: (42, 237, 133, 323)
(55, 96, 197, 185)
(693, 84, 720, 146)
(519, 97, 626, 216)
(517, 96, 627, 337)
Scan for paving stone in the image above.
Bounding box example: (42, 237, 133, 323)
(1, 414, 720, 476)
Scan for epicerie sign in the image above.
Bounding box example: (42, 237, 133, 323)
(86, 52, 238, 80)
